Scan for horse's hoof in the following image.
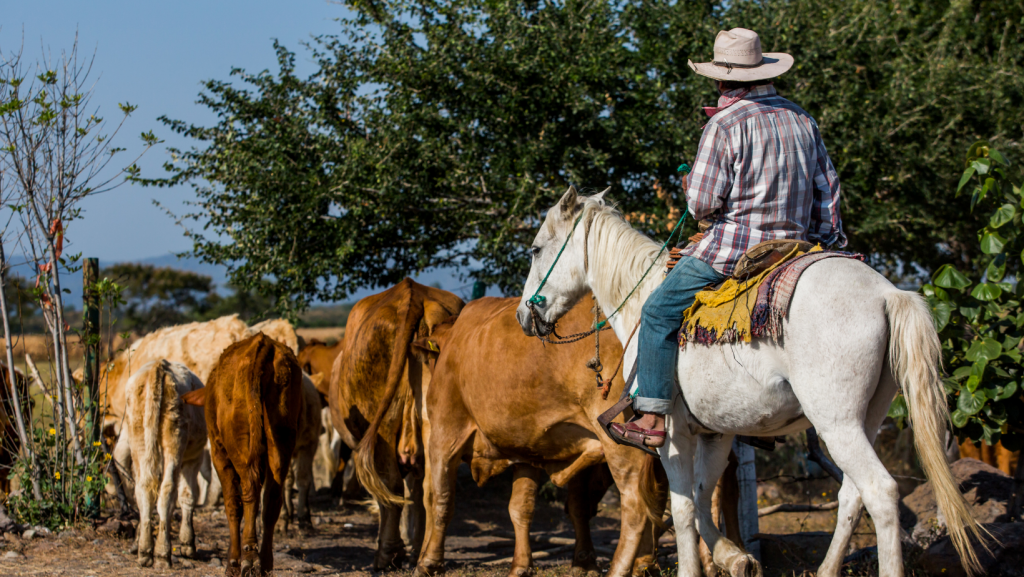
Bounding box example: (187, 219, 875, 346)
(136, 555, 153, 568)
(180, 544, 196, 558)
(729, 554, 762, 577)
(375, 549, 408, 570)
(508, 565, 534, 577)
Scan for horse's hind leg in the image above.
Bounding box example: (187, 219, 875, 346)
(694, 436, 759, 577)
(817, 367, 898, 577)
(507, 465, 544, 577)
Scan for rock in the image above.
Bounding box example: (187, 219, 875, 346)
(209, 557, 222, 567)
(22, 530, 37, 540)
(3, 551, 23, 560)
(759, 532, 835, 573)
(920, 522, 1024, 577)
(757, 483, 782, 502)
(180, 559, 194, 569)
(900, 458, 1013, 547)
(96, 518, 135, 539)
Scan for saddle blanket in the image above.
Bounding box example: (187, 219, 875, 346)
(679, 248, 865, 347)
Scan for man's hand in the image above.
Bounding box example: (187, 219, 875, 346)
(681, 171, 690, 192)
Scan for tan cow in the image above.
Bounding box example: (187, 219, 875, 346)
(114, 360, 206, 568)
(0, 364, 31, 495)
(329, 279, 464, 569)
(184, 333, 303, 576)
(377, 297, 666, 577)
(283, 372, 324, 530)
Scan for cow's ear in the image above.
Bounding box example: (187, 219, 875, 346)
(182, 388, 207, 407)
(411, 336, 441, 364)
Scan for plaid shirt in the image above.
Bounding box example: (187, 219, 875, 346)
(680, 85, 846, 275)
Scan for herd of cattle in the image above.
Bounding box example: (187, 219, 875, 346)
(0, 277, 1017, 577)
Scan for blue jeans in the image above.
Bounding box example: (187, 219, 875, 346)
(635, 256, 726, 414)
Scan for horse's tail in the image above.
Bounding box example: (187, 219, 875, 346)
(884, 290, 990, 575)
(638, 454, 665, 528)
(355, 285, 423, 507)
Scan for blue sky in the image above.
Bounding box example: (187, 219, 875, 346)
(1, 0, 350, 263)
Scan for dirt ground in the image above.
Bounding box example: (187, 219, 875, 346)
(0, 462, 872, 577)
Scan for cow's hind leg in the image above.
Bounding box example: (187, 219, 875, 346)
(212, 444, 243, 577)
(373, 445, 408, 570)
(507, 465, 544, 577)
(401, 470, 426, 562)
(260, 427, 295, 575)
(133, 460, 156, 568)
(178, 457, 202, 558)
(282, 464, 296, 532)
(153, 454, 180, 569)
(565, 465, 611, 577)
(294, 445, 315, 529)
(414, 427, 469, 576)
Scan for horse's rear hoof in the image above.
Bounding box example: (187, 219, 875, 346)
(509, 565, 534, 577)
(730, 554, 762, 577)
(413, 563, 443, 577)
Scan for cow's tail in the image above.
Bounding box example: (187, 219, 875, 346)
(355, 288, 423, 507)
(138, 362, 168, 498)
(638, 454, 665, 528)
(246, 337, 274, 491)
(885, 290, 990, 575)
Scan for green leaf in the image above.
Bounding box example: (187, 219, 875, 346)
(989, 149, 1010, 166)
(995, 381, 1018, 401)
(952, 366, 973, 380)
(922, 284, 949, 300)
(1003, 348, 1022, 362)
(930, 300, 954, 331)
(987, 254, 1007, 282)
(973, 157, 992, 175)
(980, 231, 1006, 254)
(958, 388, 985, 415)
(887, 395, 908, 419)
(957, 165, 977, 195)
(971, 282, 1003, 301)
(990, 204, 1016, 229)
(951, 409, 969, 428)
(933, 264, 972, 290)
(966, 339, 1001, 363)
(960, 305, 982, 322)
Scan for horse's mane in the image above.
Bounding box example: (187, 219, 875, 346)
(577, 196, 667, 325)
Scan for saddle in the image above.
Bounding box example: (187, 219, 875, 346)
(667, 221, 814, 281)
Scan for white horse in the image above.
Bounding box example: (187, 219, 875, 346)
(516, 187, 986, 577)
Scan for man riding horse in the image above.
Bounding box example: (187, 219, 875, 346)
(609, 27, 847, 451)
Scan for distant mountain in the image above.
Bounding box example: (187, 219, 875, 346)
(15, 253, 500, 310)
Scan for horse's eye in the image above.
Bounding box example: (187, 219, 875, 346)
(530, 246, 541, 256)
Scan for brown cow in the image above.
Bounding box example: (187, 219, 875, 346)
(298, 339, 342, 394)
(184, 333, 303, 577)
(283, 372, 324, 530)
(958, 439, 1019, 475)
(0, 364, 31, 495)
(385, 297, 666, 577)
(329, 279, 464, 569)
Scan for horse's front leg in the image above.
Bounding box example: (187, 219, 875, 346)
(662, 411, 701, 577)
(694, 436, 760, 577)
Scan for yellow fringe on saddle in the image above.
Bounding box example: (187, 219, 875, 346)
(681, 245, 822, 345)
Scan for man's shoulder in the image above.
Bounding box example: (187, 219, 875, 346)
(714, 94, 816, 129)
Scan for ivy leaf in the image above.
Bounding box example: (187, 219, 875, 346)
(960, 305, 981, 322)
(958, 388, 985, 415)
(933, 264, 972, 290)
(980, 231, 1006, 254)
(987, 254, 1007, 282)
(990, 204, 1016, 229)
(995, 381, 1018, 401)
(951, 409, 969, 429)
(971, 282, 1003, 301)
(989, 149, 1010, 166)
(930, 300, 954, 331)
(956, 165, 977, 195)
(966, 339, 1001, 363)
(887, 394, 908, 420)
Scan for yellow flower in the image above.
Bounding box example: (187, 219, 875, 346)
(49, 428, 56, 436)
(104, 453, 111, 461)
(93, 441, 101, 447)
(54, 472, 60, 480)
(86, 476, 93, 482)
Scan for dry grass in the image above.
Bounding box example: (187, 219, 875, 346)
(297, 327, 345, 344)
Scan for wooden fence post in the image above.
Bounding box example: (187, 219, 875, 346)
(733, 438, 761, 561)
(82, 258, 101, 517)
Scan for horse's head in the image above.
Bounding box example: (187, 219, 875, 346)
(516, 185, 608, 336)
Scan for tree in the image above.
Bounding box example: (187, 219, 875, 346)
(101, 263, 217, 333)
(147, 0, 1024, 315)
(0, 37, 157, 522)
(904, 141, 1024, 451)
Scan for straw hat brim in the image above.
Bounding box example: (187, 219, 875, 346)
(688, 53, 794, 82)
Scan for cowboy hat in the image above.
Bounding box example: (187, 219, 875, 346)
(688, 28, 793, 82)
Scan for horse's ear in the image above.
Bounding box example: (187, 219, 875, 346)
(593, 187, 611, 204)
(559, 185, 579, 217)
